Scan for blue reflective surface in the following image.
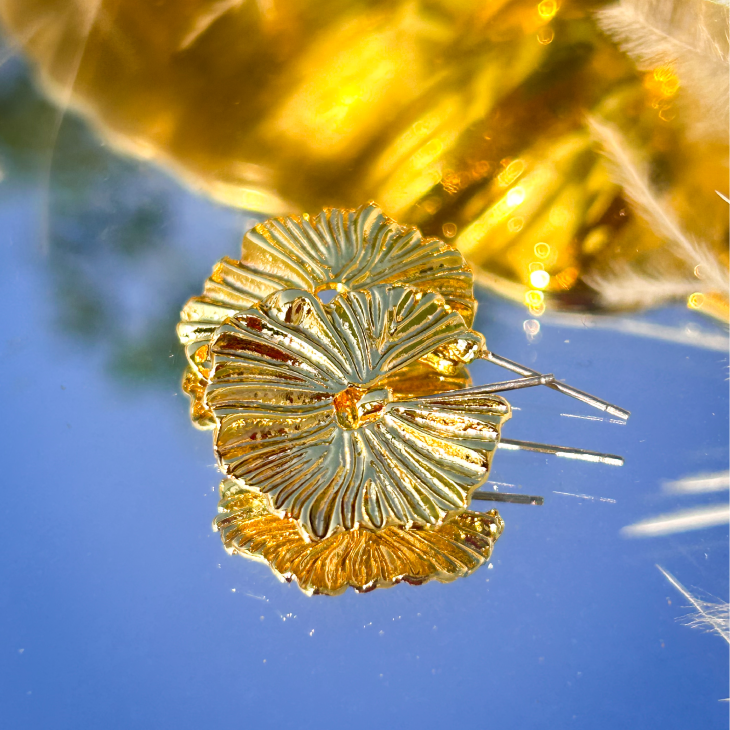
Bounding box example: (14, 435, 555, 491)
(0, 53, 728, 730)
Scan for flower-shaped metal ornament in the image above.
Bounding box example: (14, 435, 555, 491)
(177, 202, 474, 428)
(178, 202, 630, 595)
(214, 480, 504, 596)
(206, 284, 510, 540)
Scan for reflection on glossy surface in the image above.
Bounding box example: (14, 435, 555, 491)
(207, 285, 504, 540)
(215, 480, 504, 596)
(622, 505, 730, 538)
(1, 0, 726, 316)
(0, 45, 214, 387)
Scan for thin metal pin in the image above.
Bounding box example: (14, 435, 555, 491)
(498, 437, 624, 466)
(472, 491, 544, 505)
(483, 351, 631, 421)
(418, 374, 555, 400)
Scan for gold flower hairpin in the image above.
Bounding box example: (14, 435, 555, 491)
(178, 203, 629, 594)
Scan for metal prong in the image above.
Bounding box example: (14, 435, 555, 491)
(419, 374, 555, 400)
(472, 491, 544, 505)
(483, 351, 631, 421)
(498, 438, 624, 466)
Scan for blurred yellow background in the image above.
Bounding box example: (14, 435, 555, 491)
(1, 0, 726, 318)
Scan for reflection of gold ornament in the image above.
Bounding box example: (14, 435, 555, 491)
(206, 284, 508, 540)
(2, 0, 726, 317)
(214, 480, 504, 596)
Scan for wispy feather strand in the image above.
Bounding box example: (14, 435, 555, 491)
(585, 116, 728, 308)
(597, 0, 729, 141)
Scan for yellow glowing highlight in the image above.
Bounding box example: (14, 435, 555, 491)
(529, 270, 550, 290)
(442, 222, 457, 238)
(497, 159, 526, 187)
(524, 290, 545, 307)
(549, 205, 570, 227)
(688, 292, 705, 309)
(414, 137, 445, 167)
(506, 187, 526, 207)
(538, 0, 558, 21)
(653, 65, 680, 97)
(271, 21, 423, 158)
(534, 242, 551, 259)
(457, 165, 558, 256)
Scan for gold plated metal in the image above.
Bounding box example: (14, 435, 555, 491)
(177, 202, 630, 435)
(181, 365, 216, 429)
(214, 480, 504, 596)
(174, 203, 629, 593)
(177, 202, 475, 398)
(206, 284, 508, 540)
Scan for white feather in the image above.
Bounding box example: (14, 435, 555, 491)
(596, 0, 729, 140)
(657, 565, 730, 644)
(585, 264, 699, 308)
(585, 115, 728, 307)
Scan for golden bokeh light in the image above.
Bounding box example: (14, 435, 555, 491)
(529, 269, 551, 289)
(688, 292, 705, 309)
(506, 187, 526, 207)
(442, 222, 458, 238)
(537, 0, 558, 21)
(537, 26, 555, 45)
(525, 289, 545, 308)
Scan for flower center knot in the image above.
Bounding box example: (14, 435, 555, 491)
(333, 385, 391, 430)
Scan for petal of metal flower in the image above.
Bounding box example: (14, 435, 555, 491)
(177, 202, 476, 390)
(214, 481, 504, 596)
(206, 285, 510, 540)
(181, 365, 215, 429)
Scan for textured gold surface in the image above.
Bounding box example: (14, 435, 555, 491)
(177, 202, 474, 375)
(188, 359, 472, 433)
(177, 202, 475, 424)
(214, 480, 504, 596)
(181, 365, 215, 429)
(207, 284, 509, 540)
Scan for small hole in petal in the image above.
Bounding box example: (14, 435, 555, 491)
(316, 288, 339, 304)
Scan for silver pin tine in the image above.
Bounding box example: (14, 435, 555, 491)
(483, 351, 630, 421)
(498, 437, 624, 466)
(419, 374, 555, 400)
(472, 491, 544, 505)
